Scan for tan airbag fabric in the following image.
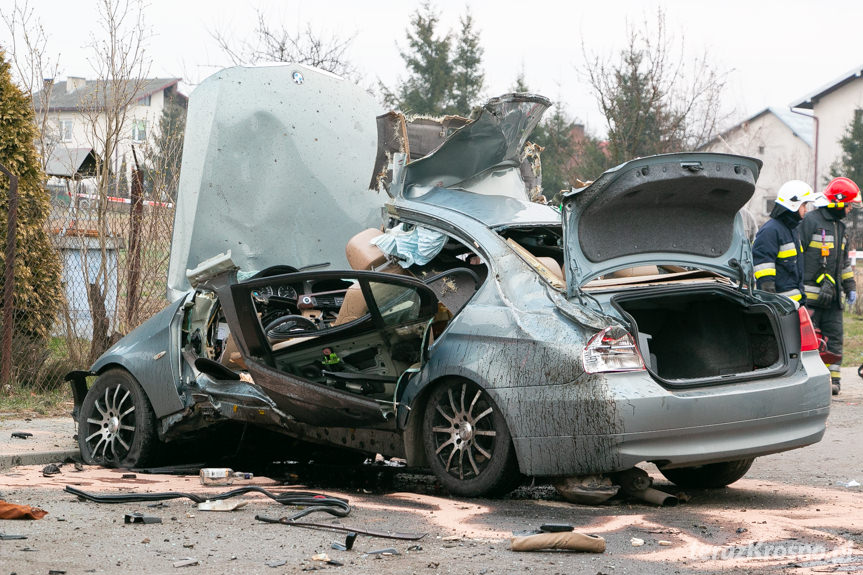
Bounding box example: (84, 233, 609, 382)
(510, 532, 605, 552)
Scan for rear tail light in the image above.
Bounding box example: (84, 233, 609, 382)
(582, 326, 646, 374)
(799, 307, 819, 352)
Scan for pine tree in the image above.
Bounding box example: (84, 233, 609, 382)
(0, 49, 62, 342)
(144, 94, 186, 201)
(830, 109, 863, 247)
(384, 2, 453, 116)
(449, 9, 484, 115)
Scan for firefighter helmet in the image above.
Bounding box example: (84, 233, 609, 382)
(820, 177, 861, 207)
(774, 180, 815, 212)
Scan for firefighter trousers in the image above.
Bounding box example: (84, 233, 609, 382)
(810, 305, 844, 382)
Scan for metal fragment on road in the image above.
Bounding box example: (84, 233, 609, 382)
(172, 558, 199, 568)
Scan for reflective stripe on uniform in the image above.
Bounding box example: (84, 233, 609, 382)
(777, 242, 797, 258)
(754, 263, 776, 278)
(809, 241, 835, 249)
(842, 266, 854, 280)
(816, 273, 836, 285)
(804, 284, 821, 300)
(777, 288, 802, 301)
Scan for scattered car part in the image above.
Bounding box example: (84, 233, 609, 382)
(255, 514, 425, 541)
(172, 558, 198, 568)
(10, 432, 32, 439)
(0, 533, 27, 540)
(331, 531, 358, 551)
(64, 485, 349, 514)
(197, 499, 247, 511)
(42, 463, 61, 477)
(124, 512, 161, 524)
(553, 475, 620, 505)
(510, 532, 605, 553)
(364, 547, 399, 556)
(540, 523, 574, 533)
(611, 467, 678, 507)
(199, 468, 253, 486)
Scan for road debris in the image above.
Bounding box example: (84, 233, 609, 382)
(511, 532, 606, 552)
(266, 559, 287, 568)
(10, 432, 32, 439)
(124, 512, 162, 524)
(331, 532, 357, 551)
(172, 558, 199, 568)
(197, 499, 247, 512)
(0, 500, 48, 519)
(658, 540, 673, 546)
(553, 475, 619, 505)
(837, 479, 860, 487)
(0, 533, 27, 540)
(364, 547, 400, 556)
(42, 463, 61, 476)
(630, 538, 645, 547)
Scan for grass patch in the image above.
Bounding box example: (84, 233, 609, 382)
(0, 385, 73, 418)
(843, 311, 863, 366)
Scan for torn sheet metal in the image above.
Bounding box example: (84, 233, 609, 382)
(167, 64, 384, 300)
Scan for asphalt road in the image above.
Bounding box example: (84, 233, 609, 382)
(0, 371, 861, 575)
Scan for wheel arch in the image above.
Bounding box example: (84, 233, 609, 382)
(401, 373, 524, 475)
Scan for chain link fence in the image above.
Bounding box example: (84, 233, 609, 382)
(4, 174, 174, 392)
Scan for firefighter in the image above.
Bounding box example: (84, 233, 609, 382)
(801, 177, 861, 395)
(752, 180, 815, 303)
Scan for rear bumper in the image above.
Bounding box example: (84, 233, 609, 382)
(504, 351, 831, 476)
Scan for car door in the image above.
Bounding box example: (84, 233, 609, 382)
(226, 270, 439, 427)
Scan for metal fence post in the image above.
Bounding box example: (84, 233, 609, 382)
(1, 162, 19, 388)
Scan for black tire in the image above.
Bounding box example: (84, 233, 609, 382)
(658, 458, 755, 489)
(422, 379, 520, 497)
(78, 369, 158, 468)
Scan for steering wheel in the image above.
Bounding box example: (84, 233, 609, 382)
(264, 314, 318, 341)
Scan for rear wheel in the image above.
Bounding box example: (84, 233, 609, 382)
(658, 458, 754, 488)
(422, 379, 520, 497)
(78, 369, 157, 467)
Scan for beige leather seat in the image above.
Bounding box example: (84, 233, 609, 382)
(335, 229, 410, 326)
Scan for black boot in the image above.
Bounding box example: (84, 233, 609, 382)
(832, 378, 841, 396)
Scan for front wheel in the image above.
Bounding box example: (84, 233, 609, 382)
(422, 380, 520, 497)
(78, 369, 158, 467)
(658, 458, 754, 488)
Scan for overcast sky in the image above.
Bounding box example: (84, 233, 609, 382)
(6, 0, 863, 136)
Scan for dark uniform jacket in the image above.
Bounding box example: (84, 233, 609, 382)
(800, 207, 856, 308)
(752, 214, 805, 302)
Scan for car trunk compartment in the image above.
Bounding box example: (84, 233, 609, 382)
(613, 287, 784, 383)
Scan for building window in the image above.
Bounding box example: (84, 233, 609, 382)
(59, 119, 73, 142)
(139, 94, 151, 106)
(132, 119, 147, 142)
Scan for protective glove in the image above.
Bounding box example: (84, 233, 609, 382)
(848, 290, 857, 306)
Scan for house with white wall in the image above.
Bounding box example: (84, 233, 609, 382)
(700, 107, 814, 227)
(32, 77, 184, 190)
(792, 65, 863, 192)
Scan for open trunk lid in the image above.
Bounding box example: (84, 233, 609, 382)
(561, 153, 762, 296)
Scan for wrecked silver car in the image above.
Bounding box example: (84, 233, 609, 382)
(68, 65, 831, 497)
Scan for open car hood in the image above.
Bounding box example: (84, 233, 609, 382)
(562, 153, 762, 293)
(167, 64, 384, 300)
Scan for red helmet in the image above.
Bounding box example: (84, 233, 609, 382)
(823, 177, 861, 207)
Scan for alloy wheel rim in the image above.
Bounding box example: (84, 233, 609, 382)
(431, 383, 497, 480)
(84, 384, 136, 461)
